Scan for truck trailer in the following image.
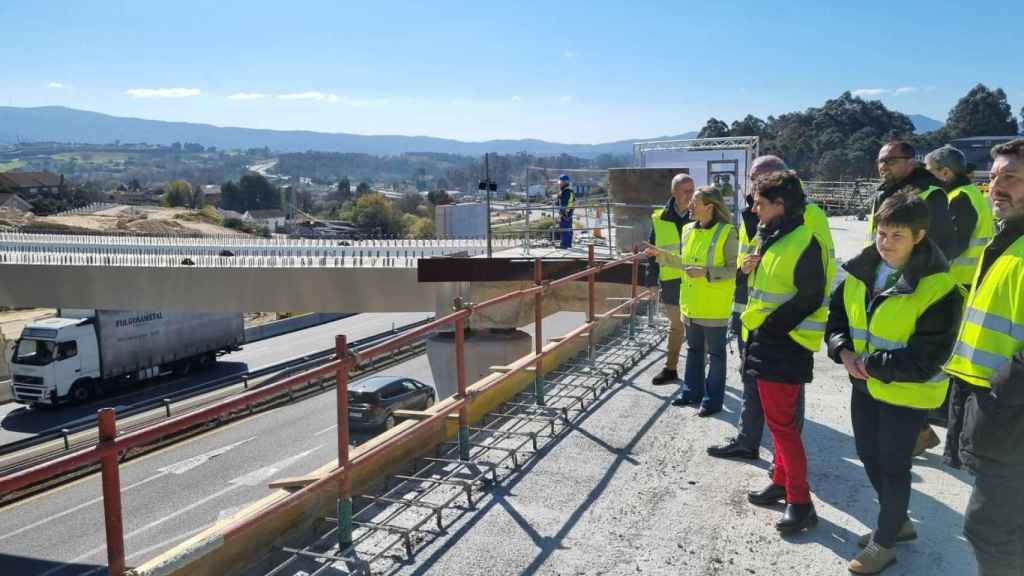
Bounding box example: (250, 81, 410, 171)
(8, 309, 243, 406)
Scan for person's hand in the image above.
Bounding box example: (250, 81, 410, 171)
(685, 266, 705, 278)
(741, 254, 761, 275)
(840, 349, 870, 380)
(643, 242, 660, 257)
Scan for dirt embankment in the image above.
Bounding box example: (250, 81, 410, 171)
(0, 206, 245, 237)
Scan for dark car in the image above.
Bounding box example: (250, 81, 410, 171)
(347, 375, 435, 430)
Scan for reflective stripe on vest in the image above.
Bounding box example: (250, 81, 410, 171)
(844, 268, 958, 409)
(679, 221, 736, 321)
(651, 209, 683, 282)
(740, 223, 827, 352)
(944, 235, 1024, 388)
(947, 184, 995, 286)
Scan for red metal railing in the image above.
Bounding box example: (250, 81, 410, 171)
(0, 246, 651, 575)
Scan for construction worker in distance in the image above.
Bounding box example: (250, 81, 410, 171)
(925, 144, 995, 469)
(826, 191, 962, 574)
(708, 155, 834, 462)
(557, 174, 575, 249)
(645, 173, 694, 385)
(871, 140, 957, 457)
(741, 171, 827, 535)
(646, 186, 737, 415)
(944, 138, 1024, 576)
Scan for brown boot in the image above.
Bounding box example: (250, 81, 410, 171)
(849, 541, 897, 574)
(912, 426, 940, 457)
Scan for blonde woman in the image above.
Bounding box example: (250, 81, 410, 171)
(647, 186, 737, 416)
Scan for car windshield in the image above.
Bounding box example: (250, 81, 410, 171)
(12, 339, 56, 366)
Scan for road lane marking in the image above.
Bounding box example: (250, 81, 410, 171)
(313, 424, 336, 436)
(0, 436, 255, 543)
(41, 445, 324, 575)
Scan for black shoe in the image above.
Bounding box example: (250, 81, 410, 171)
(697, 406, 720, 417)
(707, 439, 759, 460)
(651, 368, 678, 386)
(747, 483, 786, 506)
(671, 396, 699, 407)
(775, 503, 818, 534)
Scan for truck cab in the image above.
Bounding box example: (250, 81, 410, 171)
(10, 318, 100, 405)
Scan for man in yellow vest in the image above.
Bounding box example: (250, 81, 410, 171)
(925, 144, 996, 469)
(647, 173, 694, 385)
(944, 138, 1024, 576)
(740, 171, 826, 534)
(826, 192, 962, 574)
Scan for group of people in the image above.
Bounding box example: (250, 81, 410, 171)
(644, 139, 1024, 576)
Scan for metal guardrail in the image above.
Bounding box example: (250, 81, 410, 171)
(0, 244, 652, 576)
(0, 317, 435, 471)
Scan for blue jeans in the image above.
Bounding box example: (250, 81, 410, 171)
(559, 214, 573, 248)
(681, 322, 727, 410)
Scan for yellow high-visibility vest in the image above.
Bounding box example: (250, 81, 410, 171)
(947, 183, 995, 286)
(679, 221, 736, 321)
(651, 209, 683, 282)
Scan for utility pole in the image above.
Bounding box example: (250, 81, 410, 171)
(479, 153, 497, 258)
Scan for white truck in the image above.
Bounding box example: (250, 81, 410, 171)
(8, 309, 243, 406)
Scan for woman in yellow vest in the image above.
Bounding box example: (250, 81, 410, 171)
(825, 192, 963, 574)
(646, 187, 737, 415)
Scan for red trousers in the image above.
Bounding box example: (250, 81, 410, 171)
(758, 378, 811, 504)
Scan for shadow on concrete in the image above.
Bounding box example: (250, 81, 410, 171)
(396, 350, 670, 576)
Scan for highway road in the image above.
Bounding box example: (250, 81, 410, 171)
(0, 312, 586, 575)
(0, 313, 432, 448)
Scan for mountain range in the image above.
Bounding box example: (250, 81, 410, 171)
(0, 106, 944, 158)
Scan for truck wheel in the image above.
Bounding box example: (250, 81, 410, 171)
(173, 360, 193, 377)
(383, 415, 396, 431)
(197, 353, 214, 369)
(70, 380, 94, 404)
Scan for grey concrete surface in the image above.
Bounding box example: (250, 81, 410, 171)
(0, 312, 587, 576)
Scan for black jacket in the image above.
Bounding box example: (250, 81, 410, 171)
(826, 237, 963, 396)
(946, 175, 979, 273)
(960, 218, 1024, 472)
(647, 196, 690, 305)
(872, 165, 956, 261)
(733, 195, 759, 306)
(742, 209, 825, 384)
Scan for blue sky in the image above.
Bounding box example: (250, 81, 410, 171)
(2, 0, 1020, 143)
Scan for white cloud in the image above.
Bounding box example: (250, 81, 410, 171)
(853, 86, 921, 98)
(511, 95, 522, 103)
(125, 87, 201, 98)
(47, 82, 65, 89)
(228, 92, 266, 101)
(277, 91, 339, 103)
(560, 95, 573, 104)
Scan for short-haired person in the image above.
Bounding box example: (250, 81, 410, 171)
(647, 186, 737, 415)
(925, 144, 996, 469)
(647, 174, 694, 385)
(741, 171, 827, 534)
(557, 174, 575, 249)
(944, 139, 1024, 576)
(826, 192, 963, 573)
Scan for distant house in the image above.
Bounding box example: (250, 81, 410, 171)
(217, 208, 246, 221)
(201, 185, 223, 207)
(950, 136, 1018, 173)
(0, 192, 33, 213)
(243, 209, 287, 231)
(0, 171, 67, 196)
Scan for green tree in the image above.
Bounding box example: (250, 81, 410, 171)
(220, 181, 244, 212)
(238, 173, 280, 210)
(350, 193, 405, 237)
(355, 181, 372, 197)
(427, 190, 453, 206)
(335, 177, 351, 202)
(396, 192, 423, 214)
(698, 117, 730, 138)
(163, 180, 193, 208)
(944, 84, 1019, 138)
(729, 115, 767, 137)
